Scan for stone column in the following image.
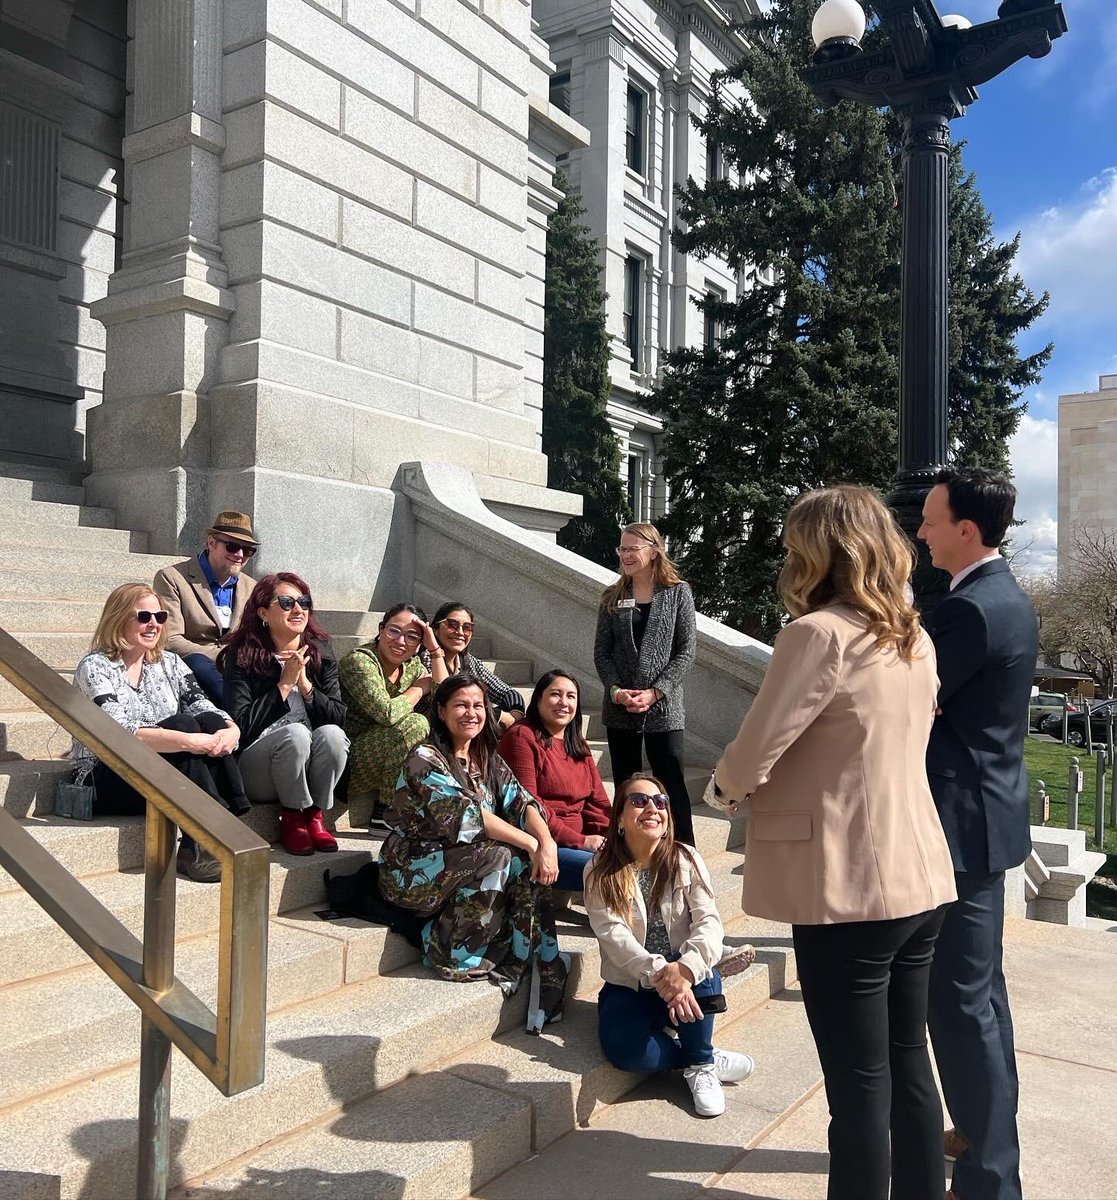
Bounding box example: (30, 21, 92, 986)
(87, 0, 232, 552)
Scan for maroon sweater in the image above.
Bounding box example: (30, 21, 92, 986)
(498, 722, 612, 848)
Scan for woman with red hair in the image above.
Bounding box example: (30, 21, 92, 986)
(220, 572, 349, 855)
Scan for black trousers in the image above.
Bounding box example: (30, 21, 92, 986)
(928, 871, 1022, 1200)
(605, 727, 695, 846)
(91, 712, 249, 850)
(793, 906, 949, 1200)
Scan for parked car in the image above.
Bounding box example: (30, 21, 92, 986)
(1044, 699, 1117, 747)
(1030, 692, 1078, 732)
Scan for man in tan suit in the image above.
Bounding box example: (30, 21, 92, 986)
(153, 512, 259, 702)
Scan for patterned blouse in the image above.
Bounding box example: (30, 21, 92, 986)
(418, 648, 524, 717)
(69, 650, 230, 783)
(637, 868, 673, 957)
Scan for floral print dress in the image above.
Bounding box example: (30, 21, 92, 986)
(379, 743, 568, 1021)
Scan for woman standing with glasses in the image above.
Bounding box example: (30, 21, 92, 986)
(70, 583, 248, 883)
(220, 573, 349, 856)
(420, 602, 525, 730)
(585, 773, 754, 1118)
(594, 523, 698, 845)
(339, 603, 448, 829)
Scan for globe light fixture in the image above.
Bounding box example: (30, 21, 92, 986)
(811, 0, 866, 63)
(940, 14, 973, 28)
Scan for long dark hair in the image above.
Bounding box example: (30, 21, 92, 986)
(524, 670, 591, 762)
(428, 673, 504, 811)
(586, 773, 702, 917)
(218, 572, 331, 677)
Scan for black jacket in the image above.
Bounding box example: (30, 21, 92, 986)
(924, 558, 1038, 875)
(224, 640, 348, 750)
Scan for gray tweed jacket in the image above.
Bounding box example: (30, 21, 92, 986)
(593, 582, 696, 733)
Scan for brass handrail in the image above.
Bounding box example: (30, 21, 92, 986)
(0, 625, 270, 1199)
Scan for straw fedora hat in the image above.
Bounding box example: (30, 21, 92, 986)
(205, 511, 260, 548)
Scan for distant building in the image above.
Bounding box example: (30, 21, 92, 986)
(1057, 373, 1117, 570)
(536, 0, 757, 522)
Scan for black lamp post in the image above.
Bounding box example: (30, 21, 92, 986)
(802, 0, 1066, 608)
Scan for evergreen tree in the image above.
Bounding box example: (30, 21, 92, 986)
(542, 170, 629, 566)
(657, 0, 900, 640)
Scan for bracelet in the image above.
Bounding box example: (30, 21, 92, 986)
(430, 649, 445, 658)
(610, 685, 620, 702)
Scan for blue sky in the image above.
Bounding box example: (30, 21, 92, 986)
(951, 0, 1116, 572)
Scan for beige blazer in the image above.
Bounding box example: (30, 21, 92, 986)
(716, 604, 956, 926)
(152, 557, 256, 660)
(583, 847, 724, 990)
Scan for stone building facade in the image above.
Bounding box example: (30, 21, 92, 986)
(1057, 372, 1117, 570)
(0, 0, 586, 606)
(535, 0, 755, 521)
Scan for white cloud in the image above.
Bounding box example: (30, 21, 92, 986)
(1008, 413, 1058, 574)
(1015, 168, 1117, 331)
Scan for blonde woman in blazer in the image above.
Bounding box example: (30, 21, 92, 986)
(709, 486, 956, 1200)
(585, 773, 754, 1119)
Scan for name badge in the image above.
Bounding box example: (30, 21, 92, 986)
(617, 598, 636, 609)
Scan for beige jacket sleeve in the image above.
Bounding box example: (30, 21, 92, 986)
(715, 617, 841, 802)
(153, 566, 212, 659)
(674, 850, 724, 986)
(583, 862, 666, 989)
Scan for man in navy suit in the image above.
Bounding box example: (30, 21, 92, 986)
(918, 469, 1038, 1200)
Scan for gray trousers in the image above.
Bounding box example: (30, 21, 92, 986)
(239, 723, 349, 812)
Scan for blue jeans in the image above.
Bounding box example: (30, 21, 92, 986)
(598, 966, 721, 1071)
(556, 846, 592, 891)
(183, 652, 224, 705)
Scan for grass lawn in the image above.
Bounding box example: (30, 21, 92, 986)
(1024, 735, 1117, 858)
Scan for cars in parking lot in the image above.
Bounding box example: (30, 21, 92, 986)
(1030, 692, 1077, 731)
(1041, 698, 1117, 747)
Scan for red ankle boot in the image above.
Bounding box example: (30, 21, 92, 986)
(305, 807, 338, 853)
(279, 807, 314, 856)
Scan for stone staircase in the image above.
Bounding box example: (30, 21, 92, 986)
(0, 462, 799, 1200)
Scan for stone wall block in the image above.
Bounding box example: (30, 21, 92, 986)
(128, 146, 222, 250)
(479, 0, 532, 43)
(263, 162, 341, 243)
(414, 182, 522, 273)
(417, 338, 474, 401)
(486, 439, 548, 486)
(479, 69, 525, 133)
(86, 390, 208, 469)
(343, 89, 477, 202)
(60, 137, 121, 191)
(474, 358, 524, 413)
(225, 40, 343, 130)
(476, 260, 525, 322)
(221, 102, 266, 171)
(58, 178, 118, 235)
(415, 78, 525, 180)
(477, 165, 525, 224)
(419, 0, 525, 85)
(340, 198, 475, 299)
(352, 407, 490, 486)
(228, 279, 339, 359)
(104, 309, 227, 400)
(55, 222, 117, 277)
(338, 309, 421, 384)
(417, 391, 537, 448)
(250, 384, 355, 480)
(413, 284, 522, 367)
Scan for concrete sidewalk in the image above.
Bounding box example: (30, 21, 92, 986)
(477, 918, 1117, 1200)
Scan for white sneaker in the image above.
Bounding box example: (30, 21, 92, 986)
(714, 1047, 755, 1084)
(684, 1062, 726, 1117)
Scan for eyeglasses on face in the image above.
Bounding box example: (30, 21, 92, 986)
(440, 618, 474, 635)
(616, 543, 652, 556)
(271, 595, 312, 612)
(135, 610, 169, 625)
(383, 624, 422, 646)
(627, 792, 669, 810)
(217, 539, 256, 558)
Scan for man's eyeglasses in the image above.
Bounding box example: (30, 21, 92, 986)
(271, 595, 312, 612)
(627, 792, 669, 810)
(218, 540, 256, 558)
(382, 624, 422, 646)
(135, 610, 169, 625)
(440, 618, 474, 635)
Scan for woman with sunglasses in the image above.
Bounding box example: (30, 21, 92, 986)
(339, 603, 448, 829)
(584, 773, 753, 1118)
(220, 573, 349, 856)
(421, 602, 525, 730)
(707, 487, 956, 1200)
(70, 583, 248, 883)
(594, 523, 697, 846)
(498, 670, 611, 890)
(379, 673, 568, 1031)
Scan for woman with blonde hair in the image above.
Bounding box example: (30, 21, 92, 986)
(594, 523, 697, 844)
(707, 486, 956, 1200)
(70, 583, 247, 883)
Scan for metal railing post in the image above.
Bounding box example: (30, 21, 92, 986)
(137, 807, 178, 1200)
(1068, 757, 1081, 830)
(1095, 750, 1108, 849)
(1061, 697, 1069, 744)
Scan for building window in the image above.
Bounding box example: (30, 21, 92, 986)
(706, 136, 722, 183)
(704, 287, 725, 348)
(550, 70, 571, 115)
(626, 85, 646, 175)
(624, 255, 643, 367)
(627, 448, 652, 521)
(0, 100, 60, 253)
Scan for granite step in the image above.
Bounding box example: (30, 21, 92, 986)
(0, 522, 149, 554)
(0, 669, 75, 711)
(0, 598, 108, 632)
(0, 477, 86, 507)
(0, 569, 171, 600)
(1, 499, 116, 532)
(0, 460, 87, 487)
(0, 546, 181, 579)
(0, 758, 74, 817)
(1, 633, 90, 669)
(0, 711, 70, 759)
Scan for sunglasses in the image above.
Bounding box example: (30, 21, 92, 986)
(440, 618, 474, 635)
(271, 595, 312, 612)
(627, 792, 669, 810)
(383, 624, 423, 646)
(135, 610, 169, 625)
(217, 539, 256, 558)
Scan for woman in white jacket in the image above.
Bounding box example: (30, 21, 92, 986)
(584, 773, 754, 1117)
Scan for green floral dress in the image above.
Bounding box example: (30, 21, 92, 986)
(379, 743, 568, 1026)
(339, 643, 429, 798)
